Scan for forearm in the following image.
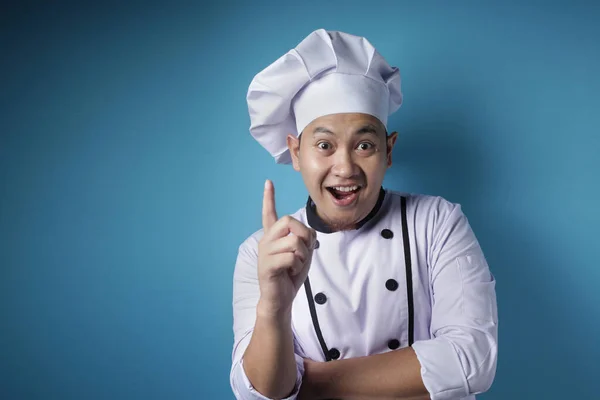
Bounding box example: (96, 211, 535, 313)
(242, 301, 298, 399)
(309, 347, 429, 400)
(344, 394, 429, 400)
(344, 396, 429, 400)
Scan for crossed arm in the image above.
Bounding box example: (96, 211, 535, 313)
(298, 346, 430, 400)
(241, 301, 430, 400)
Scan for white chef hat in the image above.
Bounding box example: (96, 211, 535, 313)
(247, 29, 403, 164)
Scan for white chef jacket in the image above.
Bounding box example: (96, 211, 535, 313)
(230, 188, 498, 400)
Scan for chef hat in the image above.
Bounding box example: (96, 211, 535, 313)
(247, 29, 403, 164)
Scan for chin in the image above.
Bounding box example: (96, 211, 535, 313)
(323, 208, 365, 230)
(325, 218, 359, 232)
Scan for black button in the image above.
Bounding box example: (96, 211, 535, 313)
(388, 339, 400, 350)
(328, 348, 340, 360)
(386, 279, 399, 291)
(314, 292, 327, 305)
(381, 229, 394, 239)
(314, 239, 320, 249)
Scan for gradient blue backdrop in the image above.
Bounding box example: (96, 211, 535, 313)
(2, 1, 599, 399)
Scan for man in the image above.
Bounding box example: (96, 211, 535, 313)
(231, 29, 498, 400)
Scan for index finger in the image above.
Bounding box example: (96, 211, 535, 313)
(262, 179, 278, 231)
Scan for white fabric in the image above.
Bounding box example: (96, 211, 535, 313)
(230, 190, 498, 400)
(293, 73, 390, 137)
(247, 29, 403, 164)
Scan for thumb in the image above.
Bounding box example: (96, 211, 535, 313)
(262, 179, 278, 230)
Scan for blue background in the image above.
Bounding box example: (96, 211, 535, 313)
(2, 1, 599, 399)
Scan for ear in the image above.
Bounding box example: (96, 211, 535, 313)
(385, 131, 398, 168)
(287, 134, 301, 171)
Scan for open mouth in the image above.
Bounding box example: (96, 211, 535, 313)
(326, 185, 362, 206)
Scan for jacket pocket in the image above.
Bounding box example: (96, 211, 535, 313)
(457, 254, 498, 323)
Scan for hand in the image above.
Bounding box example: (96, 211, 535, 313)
(257, 180, 316, 317)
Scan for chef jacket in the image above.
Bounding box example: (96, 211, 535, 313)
(230, 188, 498, 400)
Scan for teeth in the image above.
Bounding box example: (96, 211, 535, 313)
(332, 186, 358, 192)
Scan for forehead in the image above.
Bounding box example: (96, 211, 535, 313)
(303, 113, 386, 136)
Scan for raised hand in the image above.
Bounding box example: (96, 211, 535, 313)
(257, 179, 316, 317)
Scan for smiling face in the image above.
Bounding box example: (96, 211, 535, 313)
(287, 113, 398, 232)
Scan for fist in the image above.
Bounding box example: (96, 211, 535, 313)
(257, 180, 316, 317)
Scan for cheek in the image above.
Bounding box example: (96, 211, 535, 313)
(362, 158, 387, 179)
(300, 155, 328, 178)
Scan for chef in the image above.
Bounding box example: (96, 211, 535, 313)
(230, 29, 498, 400)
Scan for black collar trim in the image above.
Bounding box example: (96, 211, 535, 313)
(306, 187, 386, 233)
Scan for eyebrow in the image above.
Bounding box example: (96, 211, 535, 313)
(356, 124, 379, 136)
(312, 126, 335, 135)
(312, 124, 381, 137)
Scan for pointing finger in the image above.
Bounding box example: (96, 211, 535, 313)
(262, 179, 278, 231)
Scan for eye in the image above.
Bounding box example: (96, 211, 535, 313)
(317, 141, 332, 150)
(357, 142, 374, 151)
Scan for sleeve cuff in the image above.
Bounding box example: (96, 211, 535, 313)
(412, 338, 470, 400)
(231, 354, 305, 400)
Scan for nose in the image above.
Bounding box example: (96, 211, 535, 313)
(331, 148, 359, 178)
